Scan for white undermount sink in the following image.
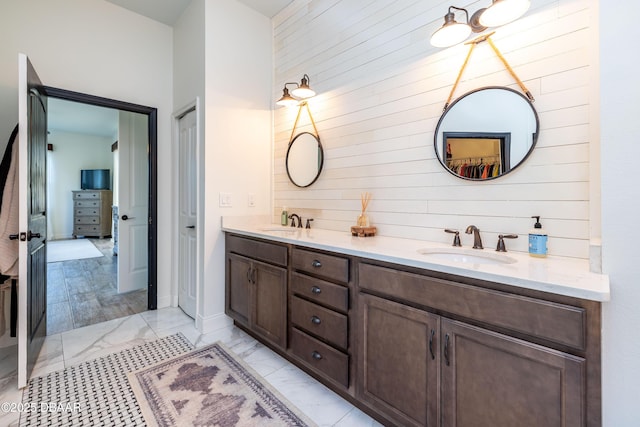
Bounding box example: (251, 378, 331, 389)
(259, 226, 297, 233)
(417, 247, 517, 265)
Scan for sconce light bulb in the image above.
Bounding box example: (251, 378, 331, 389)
(479, 0, 530, 28)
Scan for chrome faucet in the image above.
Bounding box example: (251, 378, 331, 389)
(288, 213, 302, 228)
(465, 225, 483, 249)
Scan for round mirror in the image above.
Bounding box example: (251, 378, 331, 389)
(286, 132, 324, 187)
(434, 86, 539, 180)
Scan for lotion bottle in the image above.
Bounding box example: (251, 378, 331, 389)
(528, 215, 548, 257)
(281, 207, 288, 226)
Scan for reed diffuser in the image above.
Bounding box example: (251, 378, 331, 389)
(357, 192, 371, 227)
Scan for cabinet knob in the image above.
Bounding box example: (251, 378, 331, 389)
(311, 260, 322, 268)
(311, 286, 322, 294)
(311, 315, 321, 325)
(311, 351, 322, 360)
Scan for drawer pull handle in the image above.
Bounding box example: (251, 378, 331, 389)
(311, 260, 322, 268)
(311, 351, 322, 360)
(429, 329, 435, 360)
(246, 268, 252, 283)
(311, 286, 322, 294)
(444, 333, 450, 366)
(311, 316, 321, 325)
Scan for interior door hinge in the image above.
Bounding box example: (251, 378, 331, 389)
(148, 217, 153, 225)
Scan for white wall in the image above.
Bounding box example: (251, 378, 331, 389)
(274, 0, 592, 259)
(47, 131, 113, 240)
(200, 0, 273, 331)
(600, 0, 640, 424)
(0, 0, 174, 307)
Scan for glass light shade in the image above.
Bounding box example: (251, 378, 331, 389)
(430, 22, 472, 47)
(276, 87, 299, 107)
(291, 86, 316, 99)
(291, 75, 316, 99)
(479, 0, 530, 27)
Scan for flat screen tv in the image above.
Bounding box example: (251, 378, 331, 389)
(81, 169, 110, 190)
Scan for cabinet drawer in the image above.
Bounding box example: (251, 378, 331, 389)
(292, 248, 349, 284)
(359, 263, 586, 350)
(75, 216, 99, 225)
(291, 272, 348, 312)
(226, 234, 287, 267)
(291, 296, 348, 349)
(73, 191, 101, 199)
(74, 199, 101, 208)
(74, 225, 100, 234)
(290, 327, 349, 387)
(75, 207, 100, 217)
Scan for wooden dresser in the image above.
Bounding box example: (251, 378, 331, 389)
(72, 190, 112, 238)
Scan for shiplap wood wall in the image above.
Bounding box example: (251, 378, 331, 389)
(273, 0, 592, 258)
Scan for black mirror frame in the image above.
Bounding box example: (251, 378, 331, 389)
(434, 86, 540, 181)
(285, 132, 324, 188)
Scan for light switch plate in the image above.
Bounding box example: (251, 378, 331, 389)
(248, 193, 256, 207)
(219, 192, 232, 207)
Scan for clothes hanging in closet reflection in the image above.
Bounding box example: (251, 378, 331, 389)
(447, 158, 501, 179)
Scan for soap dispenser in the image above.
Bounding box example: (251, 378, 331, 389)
(528, 216, 548, 258)
(281, 207, 288, 226)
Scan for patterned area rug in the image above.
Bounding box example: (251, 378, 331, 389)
(127, 342, 316, 427)
(20, 334, 194, 426)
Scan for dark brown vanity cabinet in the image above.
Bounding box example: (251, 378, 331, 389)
(225, 235, 288, 349)
(358, 293, 441, 427)
(289, 247, 351, 387)
(224, 233, 601, 427)
(440, 319, 585, 427)
(357, 262, 599, 427)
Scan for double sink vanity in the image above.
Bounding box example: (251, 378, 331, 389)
(223, 217, 609, 427)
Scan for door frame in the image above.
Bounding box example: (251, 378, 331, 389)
(44, 86, 158, 310)
(172, 99, 201, 322)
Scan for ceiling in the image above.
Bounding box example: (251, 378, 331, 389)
(104, 0, 293, 25)
(48, 98, 119, 140)
(48, 0, 292, 139)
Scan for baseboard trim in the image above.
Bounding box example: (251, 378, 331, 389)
(156, 294, 172, 309)
(196, 312, 233, 334)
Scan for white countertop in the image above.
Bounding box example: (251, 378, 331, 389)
(222, 216, 610, 302)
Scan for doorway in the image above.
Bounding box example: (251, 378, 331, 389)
(44, 87, 158, 332)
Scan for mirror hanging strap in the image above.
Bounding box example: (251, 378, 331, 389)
(444, 42, 478, 111)
(444, 32, 534, 111)
(289, 102, 319, 144)
(485, 37, 534, 102)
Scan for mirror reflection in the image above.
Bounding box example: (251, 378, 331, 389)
(434, 87, 539, 180)
(286, 132, 324, 187)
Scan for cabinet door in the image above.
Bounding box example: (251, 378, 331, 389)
(357, 293, 440, 427)
(226, 253, 251, 326)
(252, 259, 287, 348)
(441, 318, 585, 427)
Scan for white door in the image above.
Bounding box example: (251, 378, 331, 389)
(177, 109, 197, 318)
(17, 54, 47, 388)
(117, 111, 148, 293)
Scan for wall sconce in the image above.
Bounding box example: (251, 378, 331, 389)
(430, 0, 530, 48)
(276, 74, 316, 107)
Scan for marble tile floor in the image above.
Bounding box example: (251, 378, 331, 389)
(47, 238, 147, 335)
(0, 307, 382, 427)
